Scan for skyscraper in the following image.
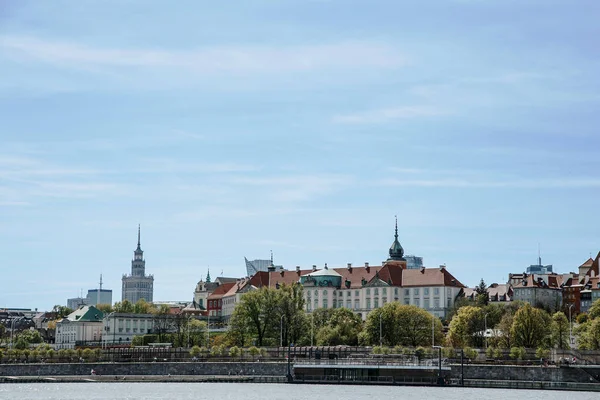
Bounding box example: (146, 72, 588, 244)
(122, 225, 154, 303)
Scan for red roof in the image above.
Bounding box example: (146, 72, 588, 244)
(207, 282, 236, 300)
(401, 267, 465, 288)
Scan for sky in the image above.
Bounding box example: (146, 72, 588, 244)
(1, 0, 599, 311)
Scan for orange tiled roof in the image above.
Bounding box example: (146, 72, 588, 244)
(207, 282, 236, 300)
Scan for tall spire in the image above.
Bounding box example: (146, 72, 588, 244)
(270, 250, 274, 266)
(388, 215, 405, 261)
(206, 267, 211, 283)
(137, 224, 141, 250)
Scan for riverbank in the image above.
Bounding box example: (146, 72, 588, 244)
(0, 375, 286, 384)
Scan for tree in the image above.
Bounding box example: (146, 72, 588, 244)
(152, 304, 173, 343)
(511, 303, 551, 348)
(227, 306, 252, 347)
(576, 318, 600, 350)
(315, 308, 363, 346)
(588, 299, 600, 320)
(276, 283, 307, 346)
(96, 304, 114, 314)
(447, 306, 485, 348)
(52, 305, 73, 318)
(509, 346, 526, 360)
(475, 279, 489, 306)
(497, 313, 515, 349)
(364, 303, 442, 347)
(187, 319, 207, 347)
(133, 299, 154, 314)
(113, 300, 134, 314)
(551, 312, 569, 349)
(231, 287, 280, 346)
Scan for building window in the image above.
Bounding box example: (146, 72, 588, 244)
(374, 288, 379, 295)
(347, 291, 350, 297)
(424, 299, 430, 309)
(434, 299, 440, 308)
(394, 288, 398, 295)
(382, 298, 387, 305)
(374, 298, 379, 308)
(355, 290, 359, 296)
(323, 290, 328, 296)
(354, 299, 359, 310)
(434, 288, 440, 295)
(366, 299, 371, 309)
(323, 299, 328, 308)
(424, 288, 429, 295)
(414, 288, 420, 296)
(405, 289, 410, 296)
(346, 300, 351, 308)
(383, 288, 387, 295)
(415, 299, 420, 307)
(366, 289, 371, 295)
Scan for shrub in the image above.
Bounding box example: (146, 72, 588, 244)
(393, 346, 404, 354)
(47, 349, 55, 361)
(535, 347, 550, 360)
(442, 347, 456, 359)
(509, 347, 526, 360)
(463, 347, 478, 360)
(372, 346, 382, 354)
(485, 346, 495, 358)
(493, 348, 503, 360)
(22, 349, 31, 361)
(82, 348, 93, 361)
(248, 346, 261, 357)
(414, 347, 426, 360)
(30, 350, 40, 362)
(229, 346, 241, 357)
(93, 348, 102, 361)
(190, 345, 202, 357)
(0, 349, 4, 362)
(210, 345, 225, 357)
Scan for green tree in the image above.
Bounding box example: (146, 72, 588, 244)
(475, 279, 489, 306)
(511, 304, 551, 348)
(232, 287, 280, 346)
(447, 306, 485, 348)
(190, 345, 202, 357)
(187, 319, 207, 347)
(82, 348, 93, 361)
(227, 306, 252, 347)
(364, 303, 442, 347)
(94, 348, 102, 361)
(577, 313, 589, 324)
(315, 308, 362, 346)
(96, 303, 114, 314)
(52, 305, 73, 318)
(588, 299, 600, 320)
(113, 300, 134, 314)
(576, 318, 600, 350)
(509, 346, 526, 360)
(152, 304, 173, 343)
(277, 283, 308, 346)
(133, 299, 154, 314)
(551, 311, 569, 349)
(497, 313, 515, 349)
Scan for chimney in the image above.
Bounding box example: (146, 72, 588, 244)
(347, 263, 352, 272)
(312, 264, 317, 272)
(324, 263, 328, 270)
(365, 262, 370, 273)
(296, 266, 301, 275)
(440, 264, 446, 271)
(420, 266, 425, 274)
(280, 270, 285, 277)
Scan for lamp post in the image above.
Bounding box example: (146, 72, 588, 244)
(206, 314, 210, 348)
(10, 317, 23, 349)
(431, 315, 435, 347)
(379, 312, 383, 347)
(280, 315, 284, 348)
(569, 304, 574, 347)
(432, 345, 443, 385)
(484, 313, 489, 348)
(310, 313, 314, 347)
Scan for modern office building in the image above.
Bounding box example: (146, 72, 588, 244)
(122, 226, 154, 303)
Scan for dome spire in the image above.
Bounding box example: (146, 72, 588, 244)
(137, 224, 141, 250)
(388, 215, 405, 261)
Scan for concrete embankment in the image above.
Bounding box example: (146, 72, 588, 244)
(0, 361, 287, 377)
(448, 364, 600, 383)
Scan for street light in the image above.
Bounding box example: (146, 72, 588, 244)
(569, 304, 574, 347)
(431, 314, 435, 347)
(310, 313, 314, 347)
(280, 315, 284, 347)
(9, 317, 23, 349)
(379, 312, 383, 347)
(484, 313, 489, 348)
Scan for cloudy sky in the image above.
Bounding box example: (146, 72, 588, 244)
(1, 1, 599, 310)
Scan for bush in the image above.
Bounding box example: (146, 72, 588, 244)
(576, 313, 588, 324)
(229, 346, 241, 357)
(509, 347, 526, 360)
(485, 346, 495, 358)
(372, 346, 382, 354)
(393, 345, 404, 354)
(30, 350, 40, 362)
(47, 349, 55, 360)
(535, 347, 550, 360)
(493, 348, 503, 360)
(82, 348, 93, 361)
(463, 347, 478, 360)
(442, 347, 456, 359)
(414, 347, 426, 360)
(94, 348, 102, 361)
(210, 345, 225, 357)
(22, 349, 31, 361)
(190, 345, 202, 357)
(248, 346, 261, 357)
(381, 346, 391, 355)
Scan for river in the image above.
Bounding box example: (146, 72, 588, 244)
(0, 383, 598, 400)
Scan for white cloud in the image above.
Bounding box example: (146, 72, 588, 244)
(332, 106, 451, 124)
(1, 35, 405, 75)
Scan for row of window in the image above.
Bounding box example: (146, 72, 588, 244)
(306, 287, 443, 298)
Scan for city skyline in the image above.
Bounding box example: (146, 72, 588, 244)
(1, 1, 599, 310)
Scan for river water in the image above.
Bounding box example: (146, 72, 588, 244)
(0, 383, 598, 400)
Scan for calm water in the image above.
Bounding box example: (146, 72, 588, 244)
(0, 383, 598, 400)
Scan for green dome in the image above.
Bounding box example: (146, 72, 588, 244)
(388, 217, 405, 261)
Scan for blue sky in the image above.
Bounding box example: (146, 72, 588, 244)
(1, 1, 599, 311)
